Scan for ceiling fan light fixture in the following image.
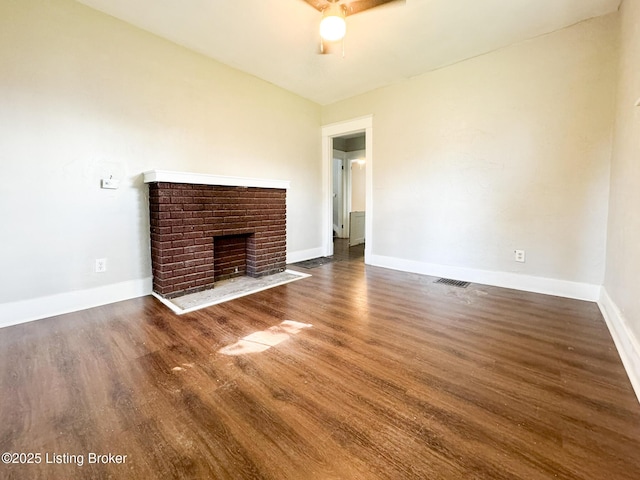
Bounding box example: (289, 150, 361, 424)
(320, 3, 346, 42)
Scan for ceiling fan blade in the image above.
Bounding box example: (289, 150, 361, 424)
(301, 0, 404, 15)
(302, 0, 330, 13)
(343, 0, 404, 16)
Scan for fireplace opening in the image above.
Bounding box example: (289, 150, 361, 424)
(213, 234, 252, 282)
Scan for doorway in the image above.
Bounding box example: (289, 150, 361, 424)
(321, 116, 373, 261)
(332, 132, 366, 245)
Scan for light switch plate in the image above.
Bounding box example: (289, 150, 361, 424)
(101, 178, 119, 189)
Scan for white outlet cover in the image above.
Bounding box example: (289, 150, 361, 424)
(95, 258, 107, 272)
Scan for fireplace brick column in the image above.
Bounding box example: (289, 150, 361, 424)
(148, 182, 286, 298)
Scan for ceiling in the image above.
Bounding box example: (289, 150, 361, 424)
(76, 0, 621, 105)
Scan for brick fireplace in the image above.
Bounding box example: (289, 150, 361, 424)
(144, 171, 288, 298)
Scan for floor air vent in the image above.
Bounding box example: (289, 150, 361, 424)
(435, 278, 470, 288)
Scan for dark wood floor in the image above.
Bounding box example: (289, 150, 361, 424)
(1, 241, 640, 479)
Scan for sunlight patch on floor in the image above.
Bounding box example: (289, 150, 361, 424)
(218, 320, 312, 356)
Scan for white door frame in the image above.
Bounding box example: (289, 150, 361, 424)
(321, 115, 373, 261)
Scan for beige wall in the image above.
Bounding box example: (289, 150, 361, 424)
(605, 0, 640, 341)
(0, 0, 322, 304)
(323, 14, 618, 286)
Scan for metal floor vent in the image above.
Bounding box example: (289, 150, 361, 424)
(435, 278, 470, 288)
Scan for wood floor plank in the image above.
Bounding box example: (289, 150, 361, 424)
(1, 240, 640, 479)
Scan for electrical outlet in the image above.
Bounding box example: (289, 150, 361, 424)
(514, 250, 526, 263)
(95, 258, 107, 273)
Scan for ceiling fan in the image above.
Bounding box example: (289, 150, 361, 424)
(302, 0, 405, 53)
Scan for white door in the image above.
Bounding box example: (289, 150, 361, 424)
(332, 157, 345, 238)
(349, 211, 365, 246)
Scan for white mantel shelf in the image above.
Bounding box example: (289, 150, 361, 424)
(143, 170, 290, 190)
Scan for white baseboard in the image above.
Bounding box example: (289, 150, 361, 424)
(0, 277, 153, 329)
(598, 288, 640, 403)
(0, 248, 327, 328)
(287, 247, 325, 264)
(368, 254, 600, 301)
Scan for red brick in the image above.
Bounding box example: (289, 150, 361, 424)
(184, 245, 207, 254)
(158, 261, 185, 272)
(170, 211, 192, 219)
(194, 251, 214, 260)
(172, 239, 195, 248)
(182, 258, 203, 268)
(173, 253, 195, 263)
